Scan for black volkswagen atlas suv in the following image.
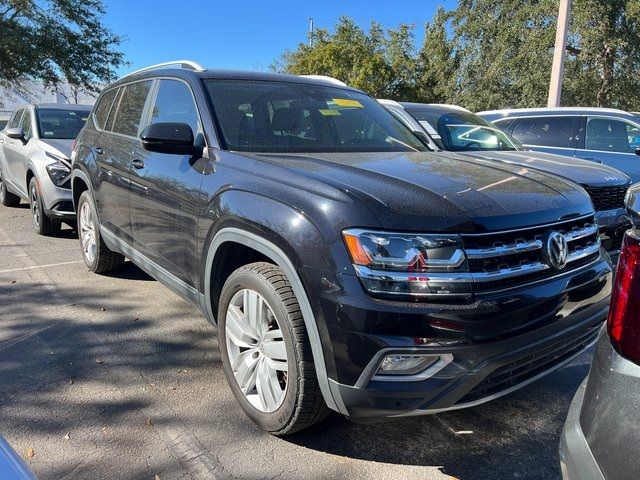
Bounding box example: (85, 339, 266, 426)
(71, 61, 612, 435)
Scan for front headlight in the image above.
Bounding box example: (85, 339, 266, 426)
(342, 229, 471, 298)
(45, 152, 71, 187)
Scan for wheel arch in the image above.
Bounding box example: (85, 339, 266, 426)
(204, 227, 344, 414)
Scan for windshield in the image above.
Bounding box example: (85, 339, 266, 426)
(405, 108, 523, 152)
(36, 108, 89, 140)
(204, 80, 428, 153)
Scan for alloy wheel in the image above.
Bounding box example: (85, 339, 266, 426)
(225, 288, 289, 413)
(79, 201, 97, 264)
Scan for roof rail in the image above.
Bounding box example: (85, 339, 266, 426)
(120, 60, 206, 80)
(299, 75, 347, 87)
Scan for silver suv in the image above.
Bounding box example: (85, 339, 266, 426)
(0, 103, 91, 235)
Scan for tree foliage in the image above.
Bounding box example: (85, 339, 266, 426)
(274, 2, 640, 111)
(0, 0, 125, 96)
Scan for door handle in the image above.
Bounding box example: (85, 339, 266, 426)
(95, 147, 104, 155)
(131, 159, 145, 169)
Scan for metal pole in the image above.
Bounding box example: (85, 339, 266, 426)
(547, 0, 572, 107)
(308, 17, 314, 47)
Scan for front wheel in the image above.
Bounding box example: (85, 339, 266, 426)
(29, 177, 60, 236)
(218, 262, 329, 435)
(77, 190, 124, 273)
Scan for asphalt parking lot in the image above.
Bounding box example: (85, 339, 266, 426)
(0, 203, 595, 480)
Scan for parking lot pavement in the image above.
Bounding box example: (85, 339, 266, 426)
(0, 203, 595, 480)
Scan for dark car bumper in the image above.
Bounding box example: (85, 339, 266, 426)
(595, 207, 632, 262)
(305, 257, 612, 419)
(44, 199, 76, 222)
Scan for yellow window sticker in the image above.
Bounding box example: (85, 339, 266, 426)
(319, 109, 341, 116)
(332, 98, 363, 108)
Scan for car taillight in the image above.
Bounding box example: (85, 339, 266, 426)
(607, 230, 640, 364)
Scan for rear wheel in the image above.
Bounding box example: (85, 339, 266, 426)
(218, 262, 329, 435)
(0, 170, 20, 207)
(77, 190, 124, 273)
(29, 177, 60, 236)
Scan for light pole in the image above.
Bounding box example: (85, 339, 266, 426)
(547, 0, 572, 107)
(308, 17, 314, 48)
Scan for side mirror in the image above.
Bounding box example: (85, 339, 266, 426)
(635, 147, 640, 156)
(625, 183, 640, 227)
(5, 127, 25, 141)
(140, 122, 197, 155)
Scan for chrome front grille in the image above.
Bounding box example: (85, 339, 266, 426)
(461, 215, 600, 293)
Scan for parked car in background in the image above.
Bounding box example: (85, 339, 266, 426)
(0, 111, 10, 131)
(380, 100, 632, 259)
(479, 107, 640, 183)
(71, 61, 612, 435)
(560, 183, 640, 480)
(0, 103, 91, 235)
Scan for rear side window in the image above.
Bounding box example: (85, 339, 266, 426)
(111, 81, 152, 137)
(149, 79, 200, 136)
(511, 116, 578, 148)
(585, 117, 640, 154)
(93, 89, 118, 130)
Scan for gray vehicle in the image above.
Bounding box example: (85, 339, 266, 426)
(479, 107, 640, 183)
(380, 101, 632, 259)
(0, 103, 91, 235)
(560, 183, 640, 480)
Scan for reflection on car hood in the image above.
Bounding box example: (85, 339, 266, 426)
(248, 150, 593, 233)
(37, 138, 73, 160)
(459, 150, 631, 188)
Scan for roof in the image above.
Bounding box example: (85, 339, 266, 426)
(112, 65, 362, 92)
(33, 103, 92, 110)
(400, 102, 471, 113)
(478, 106, 636, 118)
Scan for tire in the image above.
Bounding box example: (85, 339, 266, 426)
(29, 177, 61, 236)
(0, 169, 20, 207)
(218, 262, 329, 435)
(77, 190, 124, 273)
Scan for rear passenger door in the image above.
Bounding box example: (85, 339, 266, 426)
(510, 116, 579, 157)
(129, 78, 206, 287)
(94, 80, 153, 243)
(578, 116, 640, 183)
(11, 108, 34, 192)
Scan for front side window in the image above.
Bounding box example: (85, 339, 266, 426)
(585, 117, 640, 154)
(8, 109, 23, 129)
(20, 110, 32, 139)
(149, 79, 199, 136)
(36, 109, 89, 139)
(406, 108, 521, 152)
(510, 116, 578, 148)
(204, 80, 427, 153)
(111, 81, 152, 137)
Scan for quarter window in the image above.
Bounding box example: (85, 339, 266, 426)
(93, 88, 118, 130)
(149, 80, 199, 136)
(511, 116, 578, 148)
(585, 117, 640, 154)
(111, 81, 152, 137)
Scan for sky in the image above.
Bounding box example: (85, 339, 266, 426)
(102, 0, 455, 76)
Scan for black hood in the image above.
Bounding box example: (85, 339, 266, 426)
(459, 150, 631, 188)
(245, 150, 594, 233)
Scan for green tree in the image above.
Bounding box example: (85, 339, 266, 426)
(273, 16, 419, 99)
(0, 0, 125, 95)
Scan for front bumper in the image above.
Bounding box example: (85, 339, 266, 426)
(595, 207, 632, 261)
(305, 257, 612, 419)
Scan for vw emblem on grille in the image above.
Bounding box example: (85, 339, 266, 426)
(545, 231, 569, 270)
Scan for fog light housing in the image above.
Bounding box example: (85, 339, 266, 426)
(372, 354, 440, 377)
